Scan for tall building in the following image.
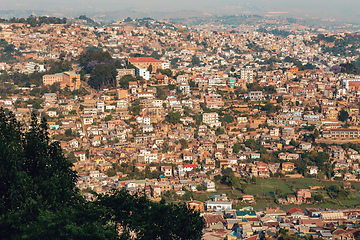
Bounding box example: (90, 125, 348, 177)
(43, 71, 80, 90)
(202, 112, 222, 128)
(241, 66, 254, 83)
(135, 67, 150, 80)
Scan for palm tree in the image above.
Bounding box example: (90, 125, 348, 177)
(72, 77, 77, 90)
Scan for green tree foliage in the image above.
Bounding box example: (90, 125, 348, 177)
(47, 59, 71, 74)
(104, 115, 112, 121)
(119, 74, 136, 89)
(179, 139, 188, 150)
(170, 58, 180, 67)
(314, 129, 320, 138)
(0, 109, 204, 239)
(127, 63, 136, 69)
(221, 114, 234, 124)
(3, 15, 66, 26)
(165, 111, 181, 125)
(191, 55, 201, 66)
(221, 168, 240, 188)
(196, 184, 207, 191)
(88, 64, 117, 90)
(97, 190, 204, 240)
(78, 50, 112, 69)
(6, 70, 46, 87)
(129, 99, 141, 116)
(215, 127, 225, 136)
(156, 87, 166, 100)
(78, 50, 120, 89)
(160, 68, 172, 77)
(313, 193, 324, 202)
(65, 128, 74, 137)
(0, 110, 78, 237)
(167, 84, 176, 90)
(326, 185, 351, 199)
(147, 64, 153, 73)
(232, 142, 242, 154)
(78, 15, 99, 26)
(338, 110, 349, 122)
(0, 39, 22, 63)
(290, 139, 300, 148)
(340, 63, 358, 74)
(261, 102, 281, 114)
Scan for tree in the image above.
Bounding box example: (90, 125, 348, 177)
(147, 64, 153, 73)
(0, 110, 78, 237)
(221, 114, 234, 124)
(160, 68, 172, 77)
(313, 193, 324, 202)
(338, 110, 349, 122)
(196, 184, 207, 191)
(98, 190, 204, 240)
(290, 139, 300, 148)
(191, 55, 200, 66)
(215, 127, 225, 136)
(65, 128, 73, 137)
(221, 168, 239, 188)
(233, 142, 242, 154)
(165, 111, 181, 125)
(314, 129, 320, 138)
(0, 109, 204, 239)
(104, 115, 112, 121)
(179, 138, 188, 150)
(88, 64, 117, 90)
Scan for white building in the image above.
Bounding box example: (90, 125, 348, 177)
(161, 61, 170, 69)
(241, 66, 254, 83)
(138, 151, 158, 163)
(97, 102, 105, 112)
(26, 62, 46, 74)
(206, 201, 232, 211)
(135, 66, 150, 80)
(203, 112, 222, 128)
(141, 124, 154, 133)
(201, 179, 216, 191)
(136, 116, 151, 125)
(179, 83, 190, 95)
(117, 99, 128, 109)
(83, 115, 94, 125)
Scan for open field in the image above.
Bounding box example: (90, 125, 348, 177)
(191, 177, 360, 210)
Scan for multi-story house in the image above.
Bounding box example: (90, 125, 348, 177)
(203, 112, 222, 128)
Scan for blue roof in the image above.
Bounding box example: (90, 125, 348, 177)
(235, 211, 256, 217)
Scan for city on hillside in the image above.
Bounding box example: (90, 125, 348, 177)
(1, 15, 360, 240)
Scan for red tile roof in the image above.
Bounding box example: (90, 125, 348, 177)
(288, 207, 304, 214)
(129, 57, 161, 63)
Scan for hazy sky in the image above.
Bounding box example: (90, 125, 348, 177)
(2, 0, 360, 21)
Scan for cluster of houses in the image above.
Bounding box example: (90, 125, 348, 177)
(196, 202, 360, 240)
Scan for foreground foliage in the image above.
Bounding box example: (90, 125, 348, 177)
(0, 110, 204, 239)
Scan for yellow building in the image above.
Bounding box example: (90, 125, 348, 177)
(42, 71, 80, 90)
(42, 73, 63, 86)
(326, 109, 338, 120)
(62, 71, 80, 90)
(128, 57, 163, 73)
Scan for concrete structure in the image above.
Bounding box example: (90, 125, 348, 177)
(43, 71, 80, 90)
(203, 112, 222, 128)
(128, 57, 163, 73)
(241, 66, 254, 83)
(135, 66, 150, 80)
